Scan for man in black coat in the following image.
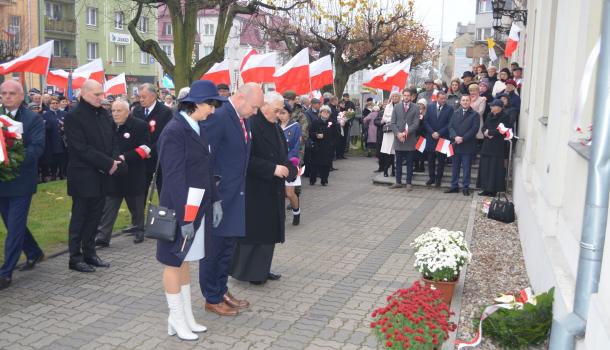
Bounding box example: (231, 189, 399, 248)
(230, 93, 297, 285)
(0, 80, 46, 290)
(96, 100, 150, 246)
(445, 95, 480, 196)
(64, 80, 126, 273)
(40, 96, 67, 181)
(132, 83, 172, 199)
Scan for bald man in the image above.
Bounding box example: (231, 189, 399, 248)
(0, 80, 46, 290)
(64, 80, 125, 273)
(96, 100, 150, 246)
(200, 82, 264, 316)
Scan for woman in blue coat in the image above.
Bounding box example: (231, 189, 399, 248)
(156, 81, 224, 341)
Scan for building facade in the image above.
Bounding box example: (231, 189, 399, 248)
(514, 0, 610, 348)
(42, 0, 77, 74)
(75, 0, 157, 94)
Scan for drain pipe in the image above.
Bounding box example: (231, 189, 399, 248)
(549, 0, 610, 348)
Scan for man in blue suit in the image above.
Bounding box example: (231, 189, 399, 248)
(423, 91, 453, 187)
(0, 80, 45, 290)
(200, 83, 264, 315)
(445, 95, 480, 196)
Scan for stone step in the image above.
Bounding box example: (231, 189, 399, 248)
(372, 174, 478, 189)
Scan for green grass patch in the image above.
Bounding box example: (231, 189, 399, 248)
(0, 180, 134, 264)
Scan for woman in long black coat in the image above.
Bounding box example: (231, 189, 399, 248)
(477, 99, 510, 196)
(156, 81, 223, 341)
(309, 105, 339, 185)
(231, 93, 297, 285)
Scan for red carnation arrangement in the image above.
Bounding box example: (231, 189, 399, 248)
(370, 281, 456, 349)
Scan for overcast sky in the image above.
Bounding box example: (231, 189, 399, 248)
(412, 0, 476, 43)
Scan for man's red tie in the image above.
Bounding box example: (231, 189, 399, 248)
(239, 118, 248, 143)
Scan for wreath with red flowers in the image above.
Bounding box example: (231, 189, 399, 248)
(0, 112, 25, 182)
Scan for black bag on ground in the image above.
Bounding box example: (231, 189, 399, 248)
(488, 193, 515, 223)
(144, 160, 176, 242)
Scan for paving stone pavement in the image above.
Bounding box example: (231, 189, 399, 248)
(0, 157, 472, 350)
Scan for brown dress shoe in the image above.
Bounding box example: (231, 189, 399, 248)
(205, 301, 238, 316)
(224, 292, 250, 309)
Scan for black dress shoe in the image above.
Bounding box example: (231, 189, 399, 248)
(250, 281, 266, 285)
(435, 182, 442, 188)
(84, 256, 110, 268)
(478, 191, 489, 196)
(321, 183, 327, 186)
(0, 276, 11, 290)
(19, 253, 45, 271)
(122, 225, 141, 234)
(69, 261, 96, 273)
(95, 239, 109, 248)
(463, 189, 470, 196)
(268, 272, 282, 280)
(425, 180, 434, 186)
(133, 232, 144, 244)
(444, 188, 459, 193)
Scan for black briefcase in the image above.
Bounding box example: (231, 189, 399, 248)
(487, 193, 515, 223)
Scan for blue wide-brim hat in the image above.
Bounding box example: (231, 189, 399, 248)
(181, 80, 228, 104)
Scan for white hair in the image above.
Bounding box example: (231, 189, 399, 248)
(177, 87, 190, 100)
(264, 91, 284, 105)
(112, 99, 130, 111)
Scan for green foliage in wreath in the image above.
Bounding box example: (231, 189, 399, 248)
(478, 287, 554, 350)
(0, 130, 25, 182)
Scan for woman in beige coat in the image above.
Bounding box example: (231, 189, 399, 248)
(379, 92, 400, 177)
(468, 83, 487, 140)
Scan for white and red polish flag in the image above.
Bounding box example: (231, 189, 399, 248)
(273, 48, 310, 95)
(496, 122, 515, 140)
(184, 187, 205, 222)
(240, 48, 257, 71)
(241, 51, 276, 84)
(435, 137, 454, 157)
(46, 69, 70, 89)
(309, 55, 333, 91)
(0, 40, 53, 75)
(415, 136, 427, 153)
(72, 58, 105, 89)
(363, 61, 401, 91)
(382, 57, 413, 91)
(104, 73, 127, 95)
(201, 59, 231, 85)
(431, 89, 439, 102)
(504, 23, 521, 58)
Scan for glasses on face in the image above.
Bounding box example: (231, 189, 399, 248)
(203, 100, 222, 108)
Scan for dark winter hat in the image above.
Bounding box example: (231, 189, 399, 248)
(283, 90, 297, 100)
(424, 78, 434, 84)
(181, 80, 227, 104)
(505, 79, 517, 86)
(490, 99, 503, 108)
(216, 83, 230, 91)
(28, 88, 41, 95)
(461, 71, 474, 79)
(311, 98, 321, 104)
(366, 97, 374, 102)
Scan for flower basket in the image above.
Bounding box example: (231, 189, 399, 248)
(411, 228, 471, 304)
(371, 281, 456, 349)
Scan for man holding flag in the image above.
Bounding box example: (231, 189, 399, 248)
(423, 91, 453, 187)
(388, 89, 419, 192)
(0, 80, 46, 290)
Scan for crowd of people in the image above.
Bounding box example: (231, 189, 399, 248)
(0, 60, 522, 341)
(362, 62, 522, 197)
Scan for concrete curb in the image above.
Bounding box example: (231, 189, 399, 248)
(443, 195, 478, 350)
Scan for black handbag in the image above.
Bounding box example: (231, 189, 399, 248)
(144, 159, 177, 242)
(487, 193, 515, 223)
(382, 124, 393, 133)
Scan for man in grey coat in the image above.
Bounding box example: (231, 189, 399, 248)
(388, 89, 420, 191)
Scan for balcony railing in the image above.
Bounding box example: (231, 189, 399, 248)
(44, 18, 76, 34)
(50, 56, 77, 69)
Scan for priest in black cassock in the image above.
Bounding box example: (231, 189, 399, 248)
(230, 92, 297, 285)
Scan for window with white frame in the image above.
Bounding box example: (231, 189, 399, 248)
(87, 42, 98, 60)
(46, 2, 62, 20)
(138, 16, 149, 32)
(53, 40, 62, 57)
(163, 23, 172, 36)
(162, 44, 172, 57)
(476, 28, 493, 41)
(86, 7, 97, 26)
(140, 51, 148, 64)
(115, 45, 126, 63)
(203, 46, 213, 56)
(203, 24, 215, 36)
(114, 11, 124, 30)
(478, 0, 492, 13)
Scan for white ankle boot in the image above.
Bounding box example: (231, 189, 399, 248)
(166, 292, 198, 341)
(180, 284, 207, 333)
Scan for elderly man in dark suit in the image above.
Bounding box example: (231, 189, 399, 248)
(95, 100, 151, 247)
(0, 80, 46, 290)
(388, 89, 420, 191)
(200, 82, 264, 316)
(132, 83, 172, 219)
(231, 92, 297, 285)
(64, 80, 126, 273)
(445, 95, 480, 196)
(423, 91, 454, 187)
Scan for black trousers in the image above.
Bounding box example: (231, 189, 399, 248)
(68, 196, 105, 263)
(380, 153, 395, 173)
(310, 164, 330, 184)
(428, 151, 446, 184)
(96, 194, 146, 243)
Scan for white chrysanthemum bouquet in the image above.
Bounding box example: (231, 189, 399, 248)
(411, 227, 472, 282)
